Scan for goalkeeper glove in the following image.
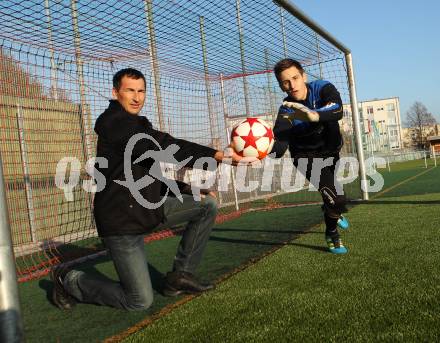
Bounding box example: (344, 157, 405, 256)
(281, 101, 319, 122)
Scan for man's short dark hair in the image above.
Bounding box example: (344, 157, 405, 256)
(113, 68, 146, 90)
(273, 59, 305, 82)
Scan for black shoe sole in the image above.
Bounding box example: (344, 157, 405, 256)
(50, 269, 77, 310)
(162, 287, 200, 297)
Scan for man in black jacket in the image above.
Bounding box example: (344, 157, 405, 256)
(270, 59, 349, 254)
(51, 68, 250, 310)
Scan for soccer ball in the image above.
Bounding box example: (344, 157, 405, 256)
(231, 117, 274, 159)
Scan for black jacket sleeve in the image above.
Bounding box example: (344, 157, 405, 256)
(316, 83, 343, 122)
(107, 115, 217, 168)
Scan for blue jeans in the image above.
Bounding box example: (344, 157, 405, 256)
(64, 194, 218, 310)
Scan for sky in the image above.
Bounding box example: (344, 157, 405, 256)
(292, 0, 440, 123)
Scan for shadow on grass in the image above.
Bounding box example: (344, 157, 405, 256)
(212, 228, 322, 235)
(15, 240, 106, 275)
(288, 241, 329, 253)
(209, 236, 291, 246)
(209, 231, 327, 251)
(354, 200, 440, 205)
(23, 212, 327, 341)
(209, 235, 327, 254)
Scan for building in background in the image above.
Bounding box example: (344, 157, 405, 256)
(427, 135, 440, 157)
(342, 97, 403, 153)
(402, 124, 440, 149)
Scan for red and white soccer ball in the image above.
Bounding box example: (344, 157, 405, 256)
(231, 117, 274, 159)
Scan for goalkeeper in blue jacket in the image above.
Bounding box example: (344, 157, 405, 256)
(270, 58, 349, 254)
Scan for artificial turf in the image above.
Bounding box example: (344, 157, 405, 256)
(19, 203, 324, 342)
(124, 165, 440, 342)
(17, 159, 439, 342)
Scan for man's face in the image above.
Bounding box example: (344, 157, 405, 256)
(112, 76, 146, 115)
(278, 66, 308, 101)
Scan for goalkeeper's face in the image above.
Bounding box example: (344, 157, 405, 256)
(278, 66, 308, 101)
(112, 76, 146, 115)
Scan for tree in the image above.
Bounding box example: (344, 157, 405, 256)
(0, 49, 45, 98)
(0, 49, 70, 101)
(406, 101, 437, 149)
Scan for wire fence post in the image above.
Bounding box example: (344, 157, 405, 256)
(235, 0, 250, 116)
(199, 16, 223, 203)
(199, 16, 220, 149)
(70, 0, 93, 163)
(144, 0, 165, 131)
(279, 7, 288, 58)
(220, 74, 239, 211)
(70, 0, 96, 226)
(264, 48, 277, 122)
(0, 149, 24, 342)
(45, 0, 58, 100)
(315, 33, 323, 79)
(16, 103, 37, 243)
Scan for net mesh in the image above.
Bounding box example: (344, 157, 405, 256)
(0, 0, 360, 281)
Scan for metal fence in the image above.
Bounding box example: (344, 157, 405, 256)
(0, 0, 364, 281)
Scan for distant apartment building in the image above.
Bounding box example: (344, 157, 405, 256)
(342, 97, 403, 152)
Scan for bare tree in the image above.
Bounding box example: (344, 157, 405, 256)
(0, 49, 45, 98)
(0, 49, 70, 101)
(406, 101, 436, 149)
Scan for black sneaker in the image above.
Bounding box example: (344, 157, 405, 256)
(50, 265, 77, 310)
(163, 271, 215, 297)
